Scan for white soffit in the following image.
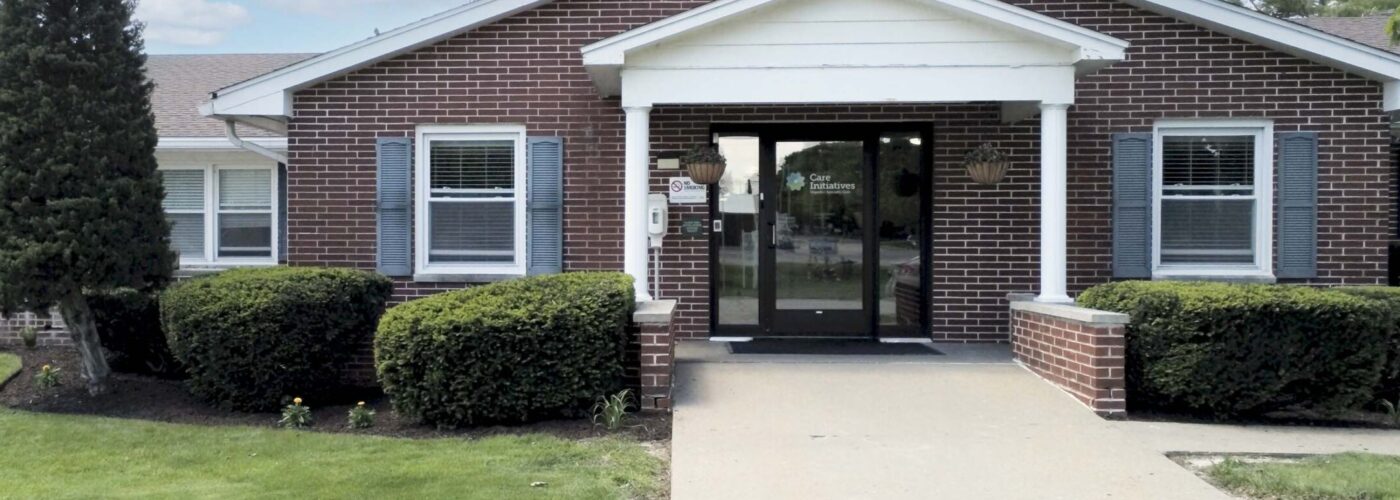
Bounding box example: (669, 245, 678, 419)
(1121, 0, 1400, 110)
(200, 0, 554, 121)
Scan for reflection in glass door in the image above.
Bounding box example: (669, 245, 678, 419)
(710, 124, 930, 340)
(770, 140, 866, 334)
(715, 135, 761, 331)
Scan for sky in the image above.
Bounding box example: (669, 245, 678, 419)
(135, 0, 471, 54)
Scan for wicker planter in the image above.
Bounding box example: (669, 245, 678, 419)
(686, 161, 727, 185)
(965, 160, 1009, 185)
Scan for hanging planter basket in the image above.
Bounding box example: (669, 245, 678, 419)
(682, 146, 728, 185)
(963, 143, 1009, 185)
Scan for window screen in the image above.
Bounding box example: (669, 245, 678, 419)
(1159, 135, 1257, 265)
(217, 169, 273, 259)
(427, 139, 517, 264)
(162, 170, 205, 259)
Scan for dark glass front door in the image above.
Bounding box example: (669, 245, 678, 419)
(712, 124, 931, 339)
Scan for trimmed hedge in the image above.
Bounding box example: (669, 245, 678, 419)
(375, 272, 634, 427)
(1331, 286, 1400, 401)
(87, 288, 181, 378)
(1078, 281, 1389, 417)
(161, 267, 394, 411)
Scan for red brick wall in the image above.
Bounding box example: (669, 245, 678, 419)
(286, 0, 1395, 342)
(1011, 306, 1127, 417)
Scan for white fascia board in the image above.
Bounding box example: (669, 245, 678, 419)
(1122, 0, 1400, 110)
(203, 0, 554, 119)
(582, 0, 774, 66)
(157, 136, 288, 152)
(920, 0, 1127, 60)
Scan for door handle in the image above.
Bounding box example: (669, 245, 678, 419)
(768, 221, 777, 249)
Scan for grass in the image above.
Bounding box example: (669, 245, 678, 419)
(1208, 453, 1400, 499)
(0, 409, 663, 500)
(0, 352, 19, 386)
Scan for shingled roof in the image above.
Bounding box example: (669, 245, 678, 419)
(147, 53, 316, 138)
(1296, 15, 1397, 54)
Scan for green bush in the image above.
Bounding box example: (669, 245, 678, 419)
(1078, 281, 1389, 417)
(161, 267, 394, 412)
(1331, 286, 1400, 401)
(375, 272, 634, 427)
(87, 288, 182, 378)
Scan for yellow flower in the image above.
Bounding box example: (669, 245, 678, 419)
(357, 401, 366, 407)
(41, 364, 51, 371)
(293, 397, 303, 405)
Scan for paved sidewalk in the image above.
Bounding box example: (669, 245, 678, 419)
(669, 341, 1400, 500)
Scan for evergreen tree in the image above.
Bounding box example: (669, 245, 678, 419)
(0, 0, 175, 394)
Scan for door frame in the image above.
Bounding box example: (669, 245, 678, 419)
(707, 122, 934, 340)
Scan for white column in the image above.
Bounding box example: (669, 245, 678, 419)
(1037, 103, 1072, 304)
(624, 106, 653, 301)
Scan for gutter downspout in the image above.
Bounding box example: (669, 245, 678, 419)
(223, 120, 288, 164)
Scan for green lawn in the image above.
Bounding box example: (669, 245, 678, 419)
(0, 352, 19, 386)
(1208, 453, 1400, 499)
(0, 409, 663, 500)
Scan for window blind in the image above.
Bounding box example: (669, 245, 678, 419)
(429, 201, 515, 263)
(219, 169, 272, 210)
(162, 170, 204, 211)
(1161, 135, 1253, 191)
(1158, 133, 1257, 266)
(430, 140, 515, 193)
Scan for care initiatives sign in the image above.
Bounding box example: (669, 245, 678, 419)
(668, 177, 707, 204)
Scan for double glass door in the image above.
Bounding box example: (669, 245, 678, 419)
(712, 124, 930, 339)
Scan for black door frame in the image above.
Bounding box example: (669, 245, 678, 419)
(707, 122, 934, 340)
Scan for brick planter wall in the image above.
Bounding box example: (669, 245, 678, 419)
(626, 300, 678, 411)
(1010, 301, 1128, 417)
(0, 311, 69, 348)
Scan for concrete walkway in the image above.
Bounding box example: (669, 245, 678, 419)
(670, 341, 1400, 500)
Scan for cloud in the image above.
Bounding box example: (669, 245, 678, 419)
(135, 0, 251, 47)
(259, 0, 458, 17)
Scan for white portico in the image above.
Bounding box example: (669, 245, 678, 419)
(581, 0, 1128, 304)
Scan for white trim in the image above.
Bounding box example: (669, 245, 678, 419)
(157, 137, 287, 152)
(1121, 0, 1400, 110)
(160, 163, 280, 268)
(1150, 119, 1274, 280)
(413, 124, 529, 277)
(201, 0, 553, 120)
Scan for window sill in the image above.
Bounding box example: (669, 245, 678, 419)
(176, 262, 278, 278)
(412, 273, 524, 284)
(1152, 270, 1276, 284)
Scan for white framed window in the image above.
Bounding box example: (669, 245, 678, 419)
(1152, 120, 1273, 279)
(160, 164, 279, 267)
(414, 124, 528, 277)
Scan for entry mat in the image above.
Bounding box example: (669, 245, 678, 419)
(728, 340, 944, 356)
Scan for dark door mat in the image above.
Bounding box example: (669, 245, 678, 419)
(728, 340, 943, 356)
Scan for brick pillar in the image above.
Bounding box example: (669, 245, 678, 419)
(1010, 300, 1128, 418)
(626, 299, 677, 411)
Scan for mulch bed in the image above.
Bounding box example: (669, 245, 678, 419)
(0, 347, 670, 442)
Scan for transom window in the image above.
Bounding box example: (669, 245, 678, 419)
(161, 165, 278, 267)
(1152, 121, 1272, 277)
(414, 125, 528, 276)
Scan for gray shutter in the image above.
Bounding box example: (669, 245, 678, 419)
(278, 164, 288, 263)
(1112, 133, 1154, 279)
(527, 136, 564, 275)
(1277, 132, 1319, 279)
(376, 137, 413, 277)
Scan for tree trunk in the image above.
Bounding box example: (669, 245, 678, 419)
(57, 293, 110, 395)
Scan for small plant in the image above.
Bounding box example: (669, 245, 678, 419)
(1382, 398, 1400, 426)
(33, 364, 61, 390)
(591, 389, 635, 431)
(279, 397, 313, 429)
(347, 401, 375, 429)
(18, 327, 38, 350)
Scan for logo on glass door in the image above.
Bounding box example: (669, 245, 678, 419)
(785, 172, 806, 192)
